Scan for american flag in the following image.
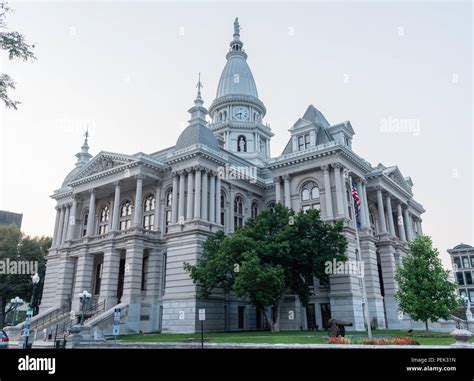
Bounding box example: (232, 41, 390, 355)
(351, 179, 362, 229)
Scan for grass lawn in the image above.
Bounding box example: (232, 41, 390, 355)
(117, 329, 474, 345)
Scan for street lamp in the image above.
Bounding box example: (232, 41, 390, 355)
(24, 273, 40, 349)
(30, 273, 40, 311)
(79, 290, 92, 325)
(10, 297, 23, 325)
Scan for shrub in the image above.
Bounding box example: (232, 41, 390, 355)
(362, 337, 419, 345)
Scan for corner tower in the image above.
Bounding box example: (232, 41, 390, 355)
(209, 18, 273, 166)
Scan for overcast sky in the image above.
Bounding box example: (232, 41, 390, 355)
(0, 1, 472, 268)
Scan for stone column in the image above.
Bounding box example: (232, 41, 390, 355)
(230, 185, 235, 232)
(86, 190, 96, 236)
(62, 205, 71, 243)
(376, 187, 387, 234)
(112, 181, 121, 231)
(185, 171, 194, 221)
(194, 169, 202, 219)
(202, 170, 209, 221)
(177, 172, 185, 222)
(121, 242, 144, 305)
(66, 197, 78, 241)
(209, 173, 216, 223)
(361, 181, 370, 230)
(283, 175, 291, 209)
(71, 254, 94, 312)
(99, 246, 120, 309)
(146, 248, 162, 301)
(403, 208, 412, 240)
(333, 163, 345, 218)
(133, 175, 144, 227)
(274, 178, 281, 204)
(322, 165, 333, 219)
(385, 194, 395, 236)
(171, 174, 179, 223)
(52, 207, 61, 246)
(396, 202, 406, 241)
(154, 183, 162, 231)
(216, 177, 222, 225)
(245, 192, 252, 221)
(56, 206, 65, 246)
(416, 219, 423, 235)
(378, 244, 400, 328)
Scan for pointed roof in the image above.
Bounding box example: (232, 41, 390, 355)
(215, 18, 259, 99)
(62, 131, 93, 186)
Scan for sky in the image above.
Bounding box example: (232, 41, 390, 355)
(0, 1, 472, 268)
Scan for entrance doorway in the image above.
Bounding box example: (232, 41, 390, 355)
(117, 258, 125, 303)
(306, 304, 317, 330)
(320, 303, 332, 329)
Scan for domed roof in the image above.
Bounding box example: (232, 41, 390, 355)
(453, 243, 473, 250)
(216, 53, 259, 99)
(175, 124, 220, 152)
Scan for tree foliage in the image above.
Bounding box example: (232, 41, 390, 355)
(395, 235, 460, 331)
(185, 204, 347, 331)
(0, 2, 36, 109)
(0, 224, 51, 328)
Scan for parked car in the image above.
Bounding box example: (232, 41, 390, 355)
(0, 330, 9, 349)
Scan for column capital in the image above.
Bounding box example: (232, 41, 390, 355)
(89, 188, 96, 195)
(273, 177, 281, 183)
(135, 174, 145, 181)
(331, 162, 343, 170)
(113, 180, 122, 187)
(282, 174, 291, 181)
(321, 165, 330, 172)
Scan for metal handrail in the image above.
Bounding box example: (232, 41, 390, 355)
(450, 315, 470, 330)
(29, 305, 69, 331)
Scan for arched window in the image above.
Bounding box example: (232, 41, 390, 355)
(268, 202, 276, 213)
(223, 110, 227, 120)
(251, 201, 258, 219)
(120, 200, 133, 230)
(165, 189, 172, 232)
(300, 181, 320, 212)
(143, 194, 155, 230)
(234, 196, 244, 228)
(237, 135, 247, 152)
(82, 212, 89, 237)
(220, 194, 225, 226)
(98, 205, 110, 235)
(369, 210, 377, 235)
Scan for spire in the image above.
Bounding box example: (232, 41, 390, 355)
(75, 127, 92, 166)
(229, 17, 244, 54)
(188, 74, 208, 125)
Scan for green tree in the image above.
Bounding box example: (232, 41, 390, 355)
(1, 1, 36, 109)
(395, 235, 460, 331)
(185, 204, 347, 331)
(0, 224, 51, 328)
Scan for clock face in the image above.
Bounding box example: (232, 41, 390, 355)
(232, 106, 249, 121)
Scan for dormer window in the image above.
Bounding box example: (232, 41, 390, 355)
(298, 134, 310, 150)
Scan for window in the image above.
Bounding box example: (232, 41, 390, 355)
(453, 256, 462, 271)
(268, 202, 276, 213)
(143, 194, 155, 230)
(251, 201, 258, 219)
(462, 256, 470, 269)
(119, 200, 133, 230)
(98, 205, 110, 235)
(165, 189, 172, 232)
(465, 271, 473, 285)
(234, 196, 244, 228)
(238, 306, 245, 329)
(82, 212, 89, 237)
(456, 272, 465, 286)
(94, 262, 103, 295)
(141, 253, 149, 291)
(300, 181, 320, 211)
(460, 289, 467, 299)
(471, 256, 474, 268)
(220, 194, 225, 226)
(469, 289, 474, 303)
(237, 135, 247, 152)
(298, 134, 310, 150)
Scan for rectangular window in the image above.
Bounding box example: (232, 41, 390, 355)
(298, 136, 304, 150)
(453, 256, 462, 271)
(94, 263, 103, 295)
(312, 203, 321, 210)
(238, 306, 245, 329)
(302, 205, 311, 212)
(462, 256, 470, 268)
(304, 134, 310, 149)
(456, 272, 465, 285)
(460, 289, 467, 299)
(141, 254, 149, 291)
(465, 271, 472, 285)
(469, 289, 474, 303)
(471, 256, 474, 268)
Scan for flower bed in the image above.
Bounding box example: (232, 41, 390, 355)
(327, 336, 419, 345)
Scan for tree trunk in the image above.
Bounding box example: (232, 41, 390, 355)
(0, 296, 5, 329)
(262, 309, 275, 332)
(425, 320, 429, 331)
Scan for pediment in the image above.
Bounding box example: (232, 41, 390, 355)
(384, 166, 412, 193)
(72, 152, 137, 181)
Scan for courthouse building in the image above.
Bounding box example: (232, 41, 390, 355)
(40, 19, 425, 333)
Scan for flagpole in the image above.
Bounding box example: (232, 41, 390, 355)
(349, 175, 372, 339)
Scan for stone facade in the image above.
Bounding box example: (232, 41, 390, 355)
(40, 18, 425, 333)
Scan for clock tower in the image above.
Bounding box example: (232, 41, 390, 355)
(209, 18, 273, 167)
